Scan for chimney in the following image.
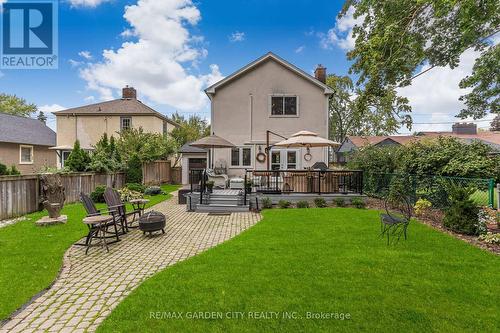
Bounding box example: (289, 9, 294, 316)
(452, 122, 477, 135)
(314, 64, 326, 83)
(122, 85, 137, 99)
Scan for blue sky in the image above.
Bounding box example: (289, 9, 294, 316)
(0, 0, 494, 133)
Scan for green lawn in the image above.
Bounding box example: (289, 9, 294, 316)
(98, 208, 499, 333)
(0, 184, 179, 321)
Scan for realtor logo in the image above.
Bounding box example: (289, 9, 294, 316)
(1, 0, 58, 69)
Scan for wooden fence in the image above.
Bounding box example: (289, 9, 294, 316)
(142, 160, 181, 185)
(0, 172, 125, 220)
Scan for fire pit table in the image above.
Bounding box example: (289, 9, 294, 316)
(138, 211, 166, 236)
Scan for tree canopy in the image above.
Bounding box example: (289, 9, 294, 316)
(169, 112, 210, 165)
(342, 0, 499, 119)
(327, 74, 412, 142)
(116, 127, 176, 164)
(0, 93, 37, 117)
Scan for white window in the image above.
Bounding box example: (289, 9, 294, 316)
(270, 149, 300, 170)
(19, 145, 33, 164)
(230, 147, 252, 167)
(270, 95, 298, 116)
(120, 117, 132, 131)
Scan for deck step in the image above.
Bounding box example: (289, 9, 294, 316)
(196, 204, 250, 213)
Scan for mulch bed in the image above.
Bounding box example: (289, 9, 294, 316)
(365, 197, 500, 255)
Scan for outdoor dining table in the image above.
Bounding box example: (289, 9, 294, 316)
(130, 199, 150, 217)
(82, 215, 114, 254)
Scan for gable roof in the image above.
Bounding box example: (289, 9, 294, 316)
(53, 98, 179, 127)
(179, 142, 207, 154)
(0, 113, 56, 146)
(205, 52, 334, 96)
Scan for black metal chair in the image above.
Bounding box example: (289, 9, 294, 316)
(103, 187, 140, 232)
(380, 192, 413, 245)
(79, 192, 121, 247)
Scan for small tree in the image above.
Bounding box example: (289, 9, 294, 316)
(65, 140, 91, 172)
(37, 111, 47, 124)
(490, 115, 500, 132)
(126, 154, 143, 184)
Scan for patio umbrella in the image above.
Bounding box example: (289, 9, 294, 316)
(273, 130, 341, 148)
(190, 134, 235, 168)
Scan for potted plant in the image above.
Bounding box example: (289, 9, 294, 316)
(206, 180, 215, 193)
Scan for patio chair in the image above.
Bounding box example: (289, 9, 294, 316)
(205, 168, 228, 189)
(79, 192, 121, 247)
(380, 191, 413, 245)
(103, 187, 140, 233)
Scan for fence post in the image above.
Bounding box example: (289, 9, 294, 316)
(488, 179, 494, 208)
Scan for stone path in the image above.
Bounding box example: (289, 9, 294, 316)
(0, 192, 261, 333)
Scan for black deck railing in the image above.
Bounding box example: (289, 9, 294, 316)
(245, 169, 363, 195)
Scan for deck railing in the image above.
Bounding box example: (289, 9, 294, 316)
(245, 169, 363, 195)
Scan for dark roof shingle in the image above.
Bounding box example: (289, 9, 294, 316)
(53, 98, 178, 127)
(0, 113, 56, 146)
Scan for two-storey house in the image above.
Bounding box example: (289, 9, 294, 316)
(203, 52, 333, 179)
(53, 86, 178, 168)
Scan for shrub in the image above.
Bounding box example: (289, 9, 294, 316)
(126, 155, 143, 184)
(144, 186, 162, 196)
(443, 185, 479, 235)
(296, 201, 309, 208)
(478, 232, 500, 245)
(65, 140, 91, 172)
(333, 198, 346, 207)
(118, 188, 143, 202)
(8, 166, 20, 175)
(91, 185, 106, 203)
(126, 183, 146, 193)
(314, 198, 327, 208)
(261, 197, 272, 209)
(278, 200, 291, 209)
(0, 163, 8, 175)
(351, 197, 366, 209)
(414, 198, 432, 217)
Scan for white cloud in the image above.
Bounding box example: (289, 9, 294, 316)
(84, 96, 95, 103)
(68, 0, 111, 8)
(39, 104, 66, 113)
(69, 59, 83, 67)
(320, 7, 364, 51)
(229, 31, 245, 42)
(120, 29, 137, 39)
(78, 51, 92, 60)
(295, 45, 305, 54)
(398, 49, 495, 133)
(80, 0, 223, 111)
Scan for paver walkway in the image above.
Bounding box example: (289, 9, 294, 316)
(1, 192, 261, 333)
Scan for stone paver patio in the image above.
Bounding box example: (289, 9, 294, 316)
(0, 192, 261, 333)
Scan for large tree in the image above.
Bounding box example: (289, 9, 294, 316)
(170, 112, 210, 166)
(0, 93, 37, 117)
(327, 74, 411, 142)
(342, 0, 499, 119)
(490, 114, 500, 131)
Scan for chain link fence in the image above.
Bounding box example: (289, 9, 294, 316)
(364, 173, 496, 208)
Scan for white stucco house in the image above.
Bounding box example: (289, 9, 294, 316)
(181, 52, 333, 184)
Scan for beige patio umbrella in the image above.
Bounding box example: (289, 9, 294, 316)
(190, 134, 235, 168)
(274, 130, 341, 148)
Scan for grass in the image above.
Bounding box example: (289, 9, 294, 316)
(98, 208, 499, 333)
(471, 189, 498, 208)
(0, 184, 179, 321)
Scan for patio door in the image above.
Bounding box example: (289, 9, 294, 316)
(270, 149, 299, 170)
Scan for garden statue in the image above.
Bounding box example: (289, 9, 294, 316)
(36, 174, 68, 226)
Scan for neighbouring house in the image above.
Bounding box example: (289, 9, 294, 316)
(335, 123, 500, 164)
(0, 113, 56, 174)
(52, 86, 178, 168)
(186, 52, 333, 184)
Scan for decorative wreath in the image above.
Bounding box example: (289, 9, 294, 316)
(303, 153, 312, 161)
(256, 152, 267, 163)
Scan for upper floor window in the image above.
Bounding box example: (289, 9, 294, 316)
(19, 145, 33, 164)
(270, 95, 298, 116)
(231, 147, 252, 167)
(120, 117, 132, 131)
